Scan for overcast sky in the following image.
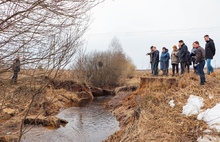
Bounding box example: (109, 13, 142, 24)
(84, 0, 220, 69)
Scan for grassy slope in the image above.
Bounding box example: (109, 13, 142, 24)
(105, 70, 220, 142)
(0, 70, 90, 141)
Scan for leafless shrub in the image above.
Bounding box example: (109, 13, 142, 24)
(0, 0, 103, 141)
(73, 37, 136, 87)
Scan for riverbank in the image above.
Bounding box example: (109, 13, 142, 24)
(105, 70, 220, 142)
(0, 70, 116, 142)
(22, 96, 120, 142)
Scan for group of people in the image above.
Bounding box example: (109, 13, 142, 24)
(147, 35, 216, 85)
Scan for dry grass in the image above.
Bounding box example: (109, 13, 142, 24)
(105, 70, 220, 142)
(0, 70, 93, 141)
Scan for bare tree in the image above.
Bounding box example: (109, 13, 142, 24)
(0, 0, 104, 141)
(0, 0, 103, 72)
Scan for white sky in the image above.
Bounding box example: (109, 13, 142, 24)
(84, 0, 220, 69)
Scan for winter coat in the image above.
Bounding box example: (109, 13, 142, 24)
(147, 51, 154, 63)
(171, 50, 178, 64)
(186, 51, 192, 65)
(205, 38, 216, 59)
(190, 47, 197, 62)
(12, 59, 20, 73)
(160, 49, 170, 70)
(152, 50, 159, 63)
(195, 46, 205, 64)
(178, 43, 188, 63)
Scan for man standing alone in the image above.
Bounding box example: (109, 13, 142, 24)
(193, 41, 206, 85)
(178, 40, 188, 74)
(204, 35, 216, 76)
(11, 56, 20, 84)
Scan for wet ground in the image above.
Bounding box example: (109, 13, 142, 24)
(21, 96, 119, 142)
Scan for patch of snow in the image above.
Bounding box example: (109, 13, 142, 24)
(209, 95, 214, 100)
(169, 100, 175, 108)
(197, 135, 220, 142)
(182, 95, 204, 116)
(203, 129, 212, 133)
(197, 104, 220, 132)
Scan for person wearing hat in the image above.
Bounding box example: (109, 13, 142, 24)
(160, 47, 170, 76)
(178, 40, 188, 74)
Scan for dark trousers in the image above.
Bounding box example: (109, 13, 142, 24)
(185, 64, 190, 73)
(152, 61, 159, 76)
(197, 60, 206, 84)
(150, 62, 153, 74)
(162, 61, 169, 76)
(180, 62, 187, 74)
(193, 61, 198, 74)
(172, 64, 179, 75)
(12, 72, 18, 83)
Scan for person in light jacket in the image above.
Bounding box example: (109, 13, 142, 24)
(171, 45, 179, 76)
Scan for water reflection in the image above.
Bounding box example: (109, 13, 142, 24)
(22, 97, 119, 142)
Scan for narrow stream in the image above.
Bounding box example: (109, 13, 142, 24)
(22, 96, 119, 142)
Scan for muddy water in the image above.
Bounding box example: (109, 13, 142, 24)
(22, 97, 119, 142)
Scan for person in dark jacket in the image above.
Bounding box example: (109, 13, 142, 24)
(11, 56, 20, 84)
(146, 46, 154, 74)
(190, 47, 198, 74)
(185, 51, 192, 73)
(178, 40, 188, 74)
(160, 47, 170, 76)
(204, 35, 216, 76)
(193, 41, 206, 85)
(151, 46, 159, 76)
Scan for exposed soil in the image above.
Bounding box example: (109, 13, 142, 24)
(105, 70, 220, 142)
(2, 69, 220, 142)
(0, 71, 115, 142)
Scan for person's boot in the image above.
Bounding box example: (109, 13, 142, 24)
(11, 78, 15, 84)
(162, 70, 166, 76)
(200, 82, 205, 85)
(166, 70, 168, 76)
(172, 69, 175, 76)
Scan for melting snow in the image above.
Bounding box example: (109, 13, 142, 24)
(197, 104, 220, 132)
(182, 95, 204, 116)
(197, 135, 220, 142)
(169, 100, 175, 108)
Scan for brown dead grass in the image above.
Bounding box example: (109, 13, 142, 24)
(105, 70, 220, 142)
(0, 70, 93, 141)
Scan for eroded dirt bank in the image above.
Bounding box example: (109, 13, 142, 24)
(105, 72, 220, 142)
(0, 72, 114, 142)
